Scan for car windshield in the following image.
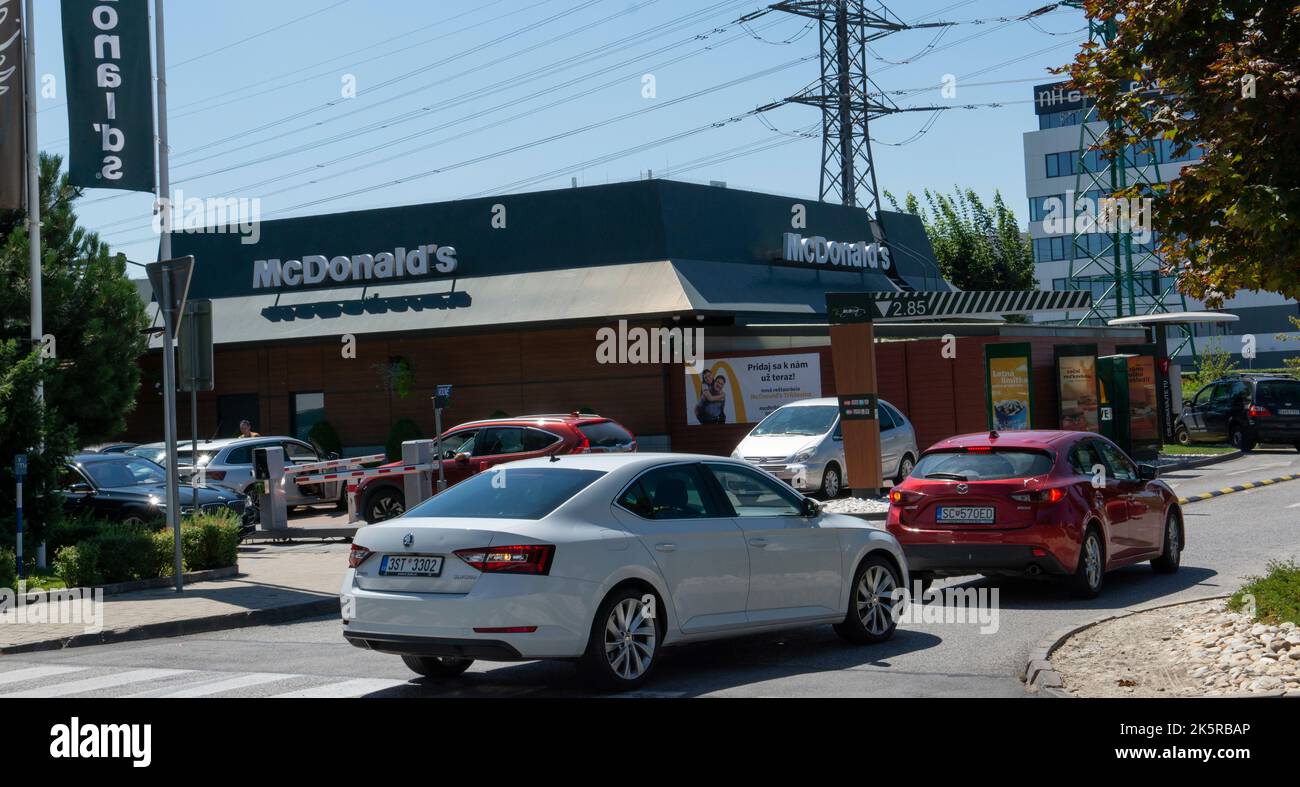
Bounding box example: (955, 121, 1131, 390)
(81, 457, 169, 488)
(750, 405, 838, 436)
(126, 445, 166, 463)
(174, 450, 216, 467)
(403, 467, 606, 520)
(912, 449, 1054, 481)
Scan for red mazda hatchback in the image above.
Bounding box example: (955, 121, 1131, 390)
(886, 430, 1183, 598)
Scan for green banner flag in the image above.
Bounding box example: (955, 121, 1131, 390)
(60, 0, 154, 192)
(0, 0, 25, 209)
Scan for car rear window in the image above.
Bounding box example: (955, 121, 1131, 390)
(912, 449, 1054, 481)
(1256, 380, 1300, 409)
(578, 421, 635, 449)
(403, 467, 605, 520)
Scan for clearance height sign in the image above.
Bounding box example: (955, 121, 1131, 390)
(685, 353, 821, 426)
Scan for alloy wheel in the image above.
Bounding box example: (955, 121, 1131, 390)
(1084, 534, 1102, 590)
(604, 597, 657, 681)
(371, 494, 404, 521)
(897, 456, 914, 483)
(1166, 514, 1180, 556)
(855, 564, 898, 635)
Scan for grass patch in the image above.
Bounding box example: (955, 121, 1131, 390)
(1228, 560, 1300, 626)
(1161, 443, 1237, 456)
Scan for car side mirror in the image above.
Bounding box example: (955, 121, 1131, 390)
(454, 452, 470, 464)
(326, 452, 340, 461)
(65, 482, 94, 495)
(1137, 464, 1158, 481)
(1182, 399, 1191, 409)
(801, 497, 821, 518)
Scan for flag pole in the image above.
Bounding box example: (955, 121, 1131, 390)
(154, 0, 171, 261)
(22, 0, 45, 569)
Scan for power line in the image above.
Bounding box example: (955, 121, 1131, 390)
(170, 0, 353, 69)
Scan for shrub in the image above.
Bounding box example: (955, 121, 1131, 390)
(0, 546, 15, 588)
(1228, 560, 1300, 626)
(91, 524, 164, 584)
(53, 542, 102, 588)
(308, 419, 343, 457)
(180, 510, 242, 570)
(48, 512, 115, 555)
(151, 529, 178, 577)
(385, 418, 424, 461)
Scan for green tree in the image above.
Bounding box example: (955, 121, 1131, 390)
(886, 187, 1037, 293)
(1066, 1, 1300, 306)
(0, 153, 149, 445)
(1275, 315, 1300, 379)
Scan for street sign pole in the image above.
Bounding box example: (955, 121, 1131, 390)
(159, 271, 183, 590)
(147, 256, 193, 593)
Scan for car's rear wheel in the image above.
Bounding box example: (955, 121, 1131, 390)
(894, 453, 915, 486)
(1068, 526, 1105, 599)
(1151, 509, 1182, 574)
(401, 655, 473, 678)
(364, 487, 405, 523)
(1229, 424, 1256, 452)
(579, 587, 662, 691)
(820, 463, 842, 499)
(834, 554, 901, 644)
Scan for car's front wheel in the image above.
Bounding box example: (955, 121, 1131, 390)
(363, 487, 405, 523)
(579, 587, 662, 691)
(834, 554, 901, 644)
(1174, 422, 1191, 446)
(1151, 509, 1182, 574)
(820, 463, 842, 499)
(401, 655, 473, 678)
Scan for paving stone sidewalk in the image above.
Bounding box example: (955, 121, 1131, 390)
(0, 542, 349, 654)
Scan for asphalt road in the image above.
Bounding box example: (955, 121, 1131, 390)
(1, 453, 1296, 698)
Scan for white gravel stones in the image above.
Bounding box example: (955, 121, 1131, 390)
(820, 496, 890, 515)
(1050, 599, 1299, 697)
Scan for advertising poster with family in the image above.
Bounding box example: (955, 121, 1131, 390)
(686, 353, 822, 425)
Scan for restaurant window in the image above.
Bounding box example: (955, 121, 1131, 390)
(290, 392, 325, 442)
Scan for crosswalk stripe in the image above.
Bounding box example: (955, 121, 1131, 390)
(149, 672, 296, 698)
(1, 668, 192, 698)
(0, 665, 88, 687)
(270, 678, 410, 698)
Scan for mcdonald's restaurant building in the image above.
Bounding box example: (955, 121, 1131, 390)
(125, 179, 1149, 458)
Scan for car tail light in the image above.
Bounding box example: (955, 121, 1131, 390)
(1248, 405, 1271, 418)
(348, 544, 373, 568)
(1011, 488, 1066, 504)
(889, 488, 921, 506)
(455, 545, 555, 575)
(966, 446, 992, 453)
(204, 470, 226, 481)
(574, 433, 591, 453)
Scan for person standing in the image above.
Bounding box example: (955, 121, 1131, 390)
(237, 419, 260, 438)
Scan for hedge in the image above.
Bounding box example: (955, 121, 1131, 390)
(51, 511, 242, 588)
(385, 418, 424, 461)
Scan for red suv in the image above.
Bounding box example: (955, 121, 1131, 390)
(355, 414, 637, 523)
(886, 430, 1183, 598)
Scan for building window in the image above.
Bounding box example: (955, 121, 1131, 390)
(290, 392, 325, 442)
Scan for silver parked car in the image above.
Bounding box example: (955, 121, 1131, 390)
(731, 396, 919, 497)
(170, 436, 346, 508)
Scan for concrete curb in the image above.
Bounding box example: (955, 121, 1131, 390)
(1177, 472, 1300, 505)
(0, 596, 338, 655)
(1024, 594, 1242, 697)
(1158, 450, 1241, 473)
(96, 566, 239, 596)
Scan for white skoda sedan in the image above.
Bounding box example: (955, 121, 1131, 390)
(341, 453, 909, 690)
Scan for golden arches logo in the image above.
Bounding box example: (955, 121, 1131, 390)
(688, 361, 747, 423)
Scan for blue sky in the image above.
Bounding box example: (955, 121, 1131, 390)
(29, 0, 1088, 274)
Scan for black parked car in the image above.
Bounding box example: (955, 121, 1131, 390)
(1176, 374, 1300, 451)
(61, 454, 254, 533)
